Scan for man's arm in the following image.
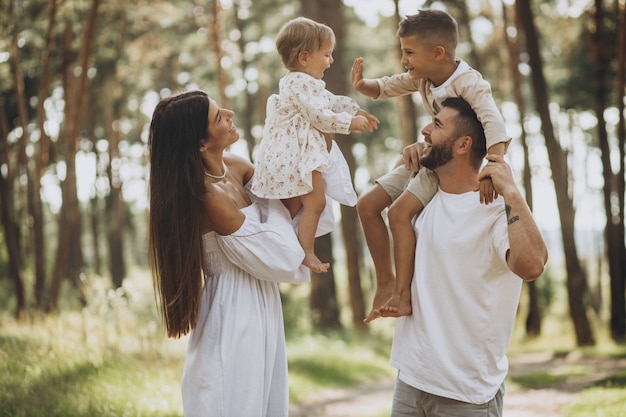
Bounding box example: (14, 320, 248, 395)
(479, 155, 548, 281)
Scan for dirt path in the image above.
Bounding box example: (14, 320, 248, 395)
(289, 352, 626, 417)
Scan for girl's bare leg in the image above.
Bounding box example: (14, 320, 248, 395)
(298, 171, 329, 272)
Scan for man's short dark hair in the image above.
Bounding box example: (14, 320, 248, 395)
(442, 97, 487, 169)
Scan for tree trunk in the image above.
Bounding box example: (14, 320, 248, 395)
(233, 2, 257, 161)
(103, 75, 126, 288)
(454, 0, 482, 70)
(302, 0, 366, 330)
(393, 0, 418, 148)
(8, 33, 30, 318)
(310, 235, 343, 330)
(0, 101, 26, 318)
(515, 0, 594, 346)
(596, 0, 626, 342)
(32, 0, 59, 309)
(210, 0, 229, 109)
(616, 0, 626, 344)
(46, 0, 101, 311)
(502, 1, 541, 337)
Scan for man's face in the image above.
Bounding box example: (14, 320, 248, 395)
(419, 107, 459, 171)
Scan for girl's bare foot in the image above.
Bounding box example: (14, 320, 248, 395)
(363, 279, 395, 323)
(303, 252, 329, 273)
(379, 292, 412, 318)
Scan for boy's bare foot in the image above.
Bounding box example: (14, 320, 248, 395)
(363, 279, 395, 323)
(303, 252, 329, 273)
(379, 293, 412, 318)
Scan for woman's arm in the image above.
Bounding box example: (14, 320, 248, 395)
(217, 199, 308, 284)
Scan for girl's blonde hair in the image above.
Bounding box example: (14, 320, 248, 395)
(275, 17, 335, 70)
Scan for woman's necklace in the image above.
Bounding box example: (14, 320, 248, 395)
(204, 162, 228, 179)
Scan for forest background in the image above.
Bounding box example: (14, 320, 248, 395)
(1, 0, 626, 403)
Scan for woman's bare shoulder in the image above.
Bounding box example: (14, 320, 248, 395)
(224, 152, 254, 184)
(202, 186, 245, 235)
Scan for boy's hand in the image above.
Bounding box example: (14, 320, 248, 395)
(478, 154, 518, 199)
(478, 176, 498, 204)
(350, 57, 381, 98)
(356, 109, 380, 131)
(477, 143, 507, 204)
(350, 57, 366, 93)
(401, 142, 424, 172)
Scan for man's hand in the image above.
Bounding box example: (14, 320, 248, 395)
(477, 154, 518, 198)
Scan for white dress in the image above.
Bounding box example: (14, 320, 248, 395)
(181, 198, 309, 417)
(251, 71, 359, 201)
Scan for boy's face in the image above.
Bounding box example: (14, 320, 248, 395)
(399, 36, 437, 80)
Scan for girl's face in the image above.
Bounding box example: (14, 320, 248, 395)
(300, 41, 334, 80)
(206, 98, 239, 148)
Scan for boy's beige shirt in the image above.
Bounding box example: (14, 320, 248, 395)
(374, 59, 510, 150)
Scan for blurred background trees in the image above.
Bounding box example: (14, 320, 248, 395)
(0, 0, 625, 346)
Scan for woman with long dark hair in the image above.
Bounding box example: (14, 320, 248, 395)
(148, 90, 308, 416)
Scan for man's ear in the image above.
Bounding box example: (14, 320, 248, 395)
(456, 136, 472, 154)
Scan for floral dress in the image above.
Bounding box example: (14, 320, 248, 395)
(251, 71, 359, 200)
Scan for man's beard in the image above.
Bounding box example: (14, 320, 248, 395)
(420, 137, 456, 170)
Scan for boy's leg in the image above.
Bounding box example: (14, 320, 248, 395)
(379, 168, 438, 320)
(298, 171, 329, 273)
(357, 184, 395, 322)
(383, 191, 424, 318)
(357, 163, 413, 322)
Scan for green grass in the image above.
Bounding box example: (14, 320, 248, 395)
(0, 273, 186, 417)
(2, 269, 626, 417)
(0, 272, 394, 416)
(287, 333, 394, 403)
(508, 372, 571, 389)
(563, 371, 626, 417)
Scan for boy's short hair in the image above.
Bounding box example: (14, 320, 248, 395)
(397, 9, 458, 55)
(275, 17, 335, 70)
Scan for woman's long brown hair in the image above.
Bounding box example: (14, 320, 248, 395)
(148, 90, 209, 338)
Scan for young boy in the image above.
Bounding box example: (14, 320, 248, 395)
(352, 9, 510, 322)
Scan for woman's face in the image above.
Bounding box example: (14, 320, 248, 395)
(206, 98, 239, 147)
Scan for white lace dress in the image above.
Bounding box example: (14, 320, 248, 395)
(181, 198, 309, 417)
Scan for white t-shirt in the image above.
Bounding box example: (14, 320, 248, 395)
(389, 189, 523, 404)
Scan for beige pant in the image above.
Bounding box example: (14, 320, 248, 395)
(375, 166, 439, 206)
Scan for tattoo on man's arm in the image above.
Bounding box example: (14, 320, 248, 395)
(505, 204, 520, 225)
